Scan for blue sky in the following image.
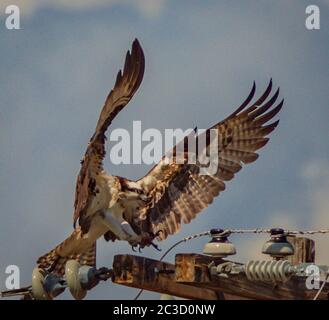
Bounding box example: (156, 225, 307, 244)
(0, 0, 328, 299)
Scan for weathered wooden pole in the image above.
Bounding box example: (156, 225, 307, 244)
(286, 236, 315, 264)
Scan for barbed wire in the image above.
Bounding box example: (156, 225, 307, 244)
(284, 229, 329, 235)
(207, 228, 329, 236)
(181, 230, 211, 241)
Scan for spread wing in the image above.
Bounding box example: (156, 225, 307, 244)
(136, 80, 283, 240)
(73, 39, 145, 232)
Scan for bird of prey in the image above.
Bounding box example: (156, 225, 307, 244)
(37, 39, 283, 275)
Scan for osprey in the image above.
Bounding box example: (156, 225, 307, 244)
(37, 39, 283, 275)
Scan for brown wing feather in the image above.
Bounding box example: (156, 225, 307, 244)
(73, 39, 145, 232)
(136, 80, 283, 240)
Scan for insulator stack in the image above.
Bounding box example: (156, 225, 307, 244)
(203, 228, 236, 258)
(261, 228, 294, 259)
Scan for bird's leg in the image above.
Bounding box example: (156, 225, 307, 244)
(102, 207, 162, 252)
(138, 230, 163, 251)
(102, 208, 141, 242)
(128, 231, 163, 253)
(120, 221, 145, 248)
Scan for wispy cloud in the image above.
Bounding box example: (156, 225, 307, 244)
(0, 0, 166, 18)
(237, 159, 329, 265)
(303, 161, 329, 265)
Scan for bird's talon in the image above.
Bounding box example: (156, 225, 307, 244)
(151, 242, 161, 251)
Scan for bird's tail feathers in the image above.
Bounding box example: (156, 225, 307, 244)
(37, 229, 96, 276)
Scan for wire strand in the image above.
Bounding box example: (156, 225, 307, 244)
(313, 273, 329, 300)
